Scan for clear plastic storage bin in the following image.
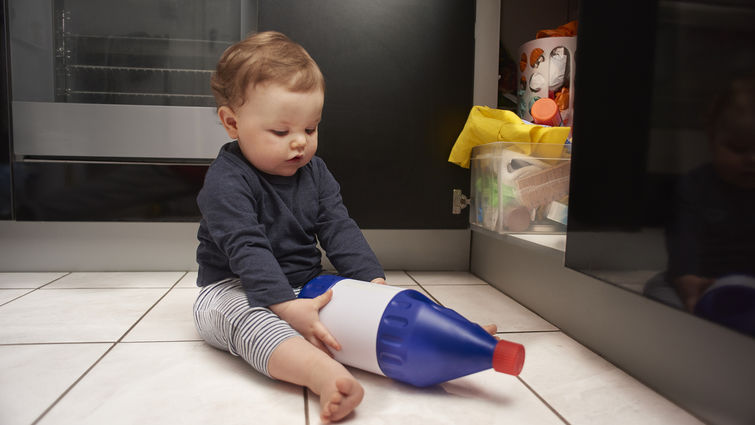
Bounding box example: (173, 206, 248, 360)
(470, 141, 571, 234)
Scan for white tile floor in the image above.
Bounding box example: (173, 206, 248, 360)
(0, 271, 703, 425)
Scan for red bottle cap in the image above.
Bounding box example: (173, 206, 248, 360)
(492, 339, 525, 376)
(531, 98, 562, 127)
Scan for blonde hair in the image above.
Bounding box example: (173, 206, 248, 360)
(210, 31, 325, 110)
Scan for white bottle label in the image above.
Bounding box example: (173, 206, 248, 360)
(318, 279, 404, 375)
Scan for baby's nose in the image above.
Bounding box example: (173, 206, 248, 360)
(290, 135, 306, 150)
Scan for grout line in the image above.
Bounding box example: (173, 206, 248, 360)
(36, 270, 189, 291)
(36, 286, 184, 290)
(118, 339, 203, 344)
(405, 273, 563, 338)
(303, 387, 310, 425)
(31, 272, 189, 424)
(0, 273, 72, 307)
(31, 341, 118, 425)
(0, 289, 35, 308)
(112, 277, 184, 343)
(404, 272, 445, 306)
(467, 270, 561, 330)
(38, 273, 73, 288)
(0, 341, 115, 347)
(517, 376, 572, 425)
(172, 271, 189, 288)
(496, 329, 561, 335)
(0, 339, 203, 347)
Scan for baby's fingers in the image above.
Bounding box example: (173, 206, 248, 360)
(313, 321, 342, 352)
(308, 335, 334, 357)
(312, 289, 333, 310)
(481, 323, 497, 335)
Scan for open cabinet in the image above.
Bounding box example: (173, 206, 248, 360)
(473, 1, 755, 424)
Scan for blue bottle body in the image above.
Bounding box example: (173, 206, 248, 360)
(376, 289, 501, 386)
(299, 276, 524, 387)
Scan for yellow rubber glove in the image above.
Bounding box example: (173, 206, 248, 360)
(448, 106, 571, 168)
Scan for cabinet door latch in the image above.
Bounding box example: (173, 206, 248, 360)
(452, 189, 470, 214)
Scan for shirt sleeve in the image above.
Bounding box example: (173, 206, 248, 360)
(197, 165, 296, 307)
(313, 159, 385, 282)
(666, 173, 703, 279)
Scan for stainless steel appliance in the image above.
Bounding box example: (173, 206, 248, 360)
(10, 0, 256, 161)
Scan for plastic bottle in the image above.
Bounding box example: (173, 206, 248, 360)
(530, 98, 563, 127)
(694, 275, 755, 337)
(299, 275, 525, 387)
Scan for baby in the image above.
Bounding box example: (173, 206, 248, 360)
(657, 74, 755, 313)
(193, 31, 386, 423)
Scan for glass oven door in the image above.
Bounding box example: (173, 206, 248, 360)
(9, 0, 255, 161)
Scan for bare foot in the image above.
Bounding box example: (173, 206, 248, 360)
(268, 338, 364, 423)
(319, 376, 364, 423)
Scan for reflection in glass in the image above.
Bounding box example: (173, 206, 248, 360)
(566, 0, 755, 338)
(639, 0, 755, 337)
(645, 75, 755, 336)
(11, 0, 242, 106)
(13, 162, 207, 221)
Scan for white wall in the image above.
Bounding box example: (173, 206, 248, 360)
(0, 222, 469, 271)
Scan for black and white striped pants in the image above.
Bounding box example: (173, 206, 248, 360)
(193, 278, 301, 378)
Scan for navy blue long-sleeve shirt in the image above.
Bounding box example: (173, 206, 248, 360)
(196, 141, 384, 307)
(666, 163, 755, 279)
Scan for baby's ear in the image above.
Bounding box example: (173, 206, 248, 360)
(218, 106, 239, 139)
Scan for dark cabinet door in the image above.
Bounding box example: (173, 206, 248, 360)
(258, 0, 475, 228)
(1, 1, 12, 220)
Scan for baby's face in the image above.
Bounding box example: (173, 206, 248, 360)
(711, 122, 755, 188)
(228, 83, 323, 176)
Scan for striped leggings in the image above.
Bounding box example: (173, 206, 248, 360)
(193, 278, 301, 378)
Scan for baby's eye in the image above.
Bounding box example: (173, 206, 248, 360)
(305, 127, 317, 135)
(271, 130, 289, 137)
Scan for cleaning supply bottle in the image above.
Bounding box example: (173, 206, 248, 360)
(530, 98, 563, 127)
(299, 275, 525, 387)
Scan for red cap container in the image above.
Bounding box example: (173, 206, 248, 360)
(493, 339, 526, 375)
(531, 98, 563, 127)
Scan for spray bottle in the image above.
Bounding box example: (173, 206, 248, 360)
(299, 275, 525, 387)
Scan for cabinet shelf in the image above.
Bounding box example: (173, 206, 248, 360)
(65, 90, 214, 99)
(68, 64, 214, 74)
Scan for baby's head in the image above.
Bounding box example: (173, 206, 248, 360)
(211, 31, 324, 110)
(707, 73, 755, 188)
(211, 32, 325, 176)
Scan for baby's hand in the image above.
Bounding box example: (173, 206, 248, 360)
(270, 290, 341, 355)
(371, 277, 387, 285)
(673, 274, 714, 312)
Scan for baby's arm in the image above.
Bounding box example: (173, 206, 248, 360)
(270, 290, 342, 355)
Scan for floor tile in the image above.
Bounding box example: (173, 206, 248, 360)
(123, 288, 201, 342)
(424, 285, 557, 332)
(38, 342, 305, 425)
(0, 289, 167, 343)
(307, 366, 563, 425)
(0, 343, 111, 425)
(401, 285, 432, 300)
(505, 332, 703, 425)
(0, 272, 67, 289)
(0, 289, 32, 306)
(407, 271, 489, 286)
(46, 272, 186, 288)
(176, 271, 198, 288)
(383, 271, 414, 286)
